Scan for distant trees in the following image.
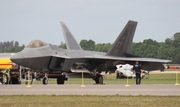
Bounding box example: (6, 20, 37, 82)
(0, 41, 17, 49)
(80, 39, 95, 51)
(174, 32, 180, 39)
(130, 32, 180, 64)
(130, 39, 159, 58)
(59, 41, 66, 49)
(80, 39, 111, 52)
(59, 39, 111, 52)
(94, 43, 111, 52)
(0, 41, 25, 53)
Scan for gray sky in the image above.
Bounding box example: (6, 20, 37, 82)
(0, 0, 180, 46)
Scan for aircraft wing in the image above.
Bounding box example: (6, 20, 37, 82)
(52, 54, 170, 71)
(52, 54, 171, 63)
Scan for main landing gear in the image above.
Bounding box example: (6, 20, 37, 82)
(57, 75, 68, 85)
(93, 73, 104, 84)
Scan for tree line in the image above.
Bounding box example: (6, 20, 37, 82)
(2, 32, 180, 63)
(0, 41, 25, 53)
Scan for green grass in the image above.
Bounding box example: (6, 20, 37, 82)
(0, 95, 179, 107)
(23, 73, 180, 85)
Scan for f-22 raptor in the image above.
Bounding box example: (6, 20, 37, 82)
(10, 20, 171, 85)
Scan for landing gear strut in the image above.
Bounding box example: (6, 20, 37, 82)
(3, 73, 9, 84)
(1, 68, 10, 84)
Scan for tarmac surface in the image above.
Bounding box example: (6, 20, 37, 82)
(0, 84, 180, 96)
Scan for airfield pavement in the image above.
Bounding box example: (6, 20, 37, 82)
(0, 84, 180, 96)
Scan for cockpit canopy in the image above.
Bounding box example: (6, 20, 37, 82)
(26, 40, 48, 48)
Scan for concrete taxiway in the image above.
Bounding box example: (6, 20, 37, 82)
(0, 84, 179, 96)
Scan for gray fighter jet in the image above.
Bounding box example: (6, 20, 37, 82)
(10, 20, 171, 84)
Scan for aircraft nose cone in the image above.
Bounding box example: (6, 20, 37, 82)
(10, 53, 24, 64)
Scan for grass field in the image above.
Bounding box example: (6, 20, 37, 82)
(0, 95, 180, 107)
(2, 72, 180, 107)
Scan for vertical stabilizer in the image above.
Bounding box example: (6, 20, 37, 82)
(106, 20, 137, 56)
(60, 22, 83, 50)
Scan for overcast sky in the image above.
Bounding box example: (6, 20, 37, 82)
(0, 0, 179, 45)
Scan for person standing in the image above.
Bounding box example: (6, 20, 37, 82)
(133, 61, 142, 85)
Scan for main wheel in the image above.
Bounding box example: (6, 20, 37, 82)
(95, 74, 103, 84)
(99, 75, 103, 84)
(57, 76, 65, 85)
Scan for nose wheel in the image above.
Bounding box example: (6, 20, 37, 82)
(42, 76, 48, 85)
(42, 73, 48, 85)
